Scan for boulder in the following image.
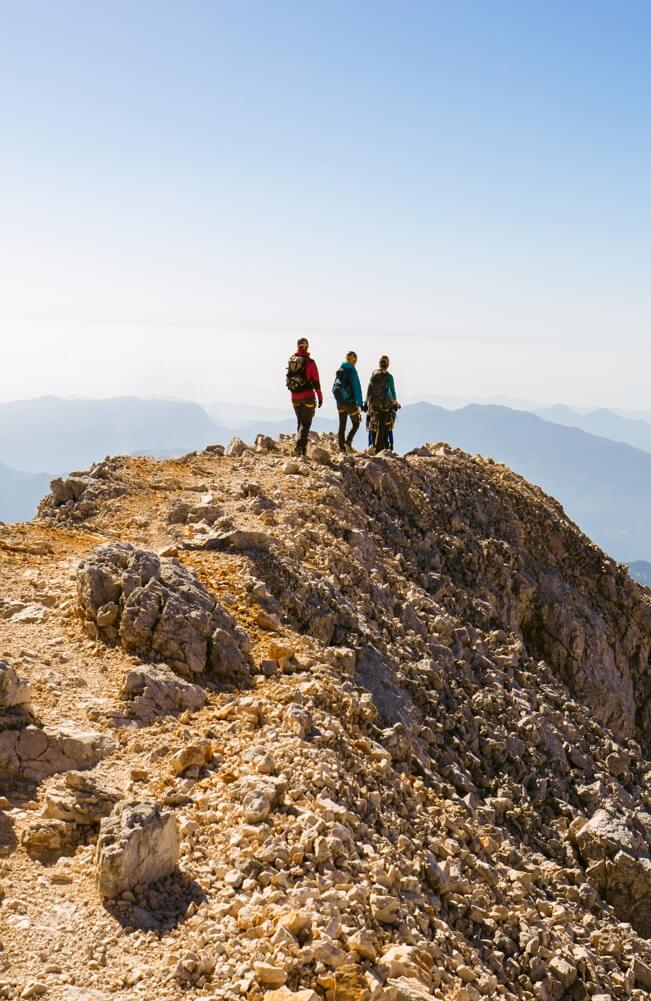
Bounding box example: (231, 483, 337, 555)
(77, 543, 250, 681)
(573, 809, 643, 862)
(603, 851, 651, 937)
(120, 664, 206, 722)
(0, 723, 116, 782)
(0, 661, 32, 728)
(95, 801, 179, 898)
(573, 809, 651, 935)
(226, 436, 247, 457)
(255, 435, 276, 452)
(44, 771, 122, 826)
(21, 818, 69, 856)
(378, 946, 432, 985)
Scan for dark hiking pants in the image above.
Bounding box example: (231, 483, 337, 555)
(293, 402, 316, 453)
(372, 407, 394, 452)
(337, 403, 361, 450)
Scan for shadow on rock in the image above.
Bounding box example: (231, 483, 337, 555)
(104, 868, 207, 934)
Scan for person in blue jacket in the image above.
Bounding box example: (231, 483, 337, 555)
(333, 351, 364, 452)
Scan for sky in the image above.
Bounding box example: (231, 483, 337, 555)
(1, 0, 650, 410)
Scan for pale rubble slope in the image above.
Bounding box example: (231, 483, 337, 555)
(0, 435, 650, 1000)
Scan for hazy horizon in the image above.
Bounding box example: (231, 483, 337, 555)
(0, 375, 648, 418)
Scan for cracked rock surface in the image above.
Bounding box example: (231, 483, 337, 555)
(76, 541, 251, 681)
(95, 801, 180, 898)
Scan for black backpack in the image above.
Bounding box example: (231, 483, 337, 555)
(286, 354, 308, 392)
(368, 369, 391, 407)
(332, 366, 352, 404)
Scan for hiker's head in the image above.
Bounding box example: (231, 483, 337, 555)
(297, 337, 309, 351)
(379, 355, 390, 370)
(346, 351, 358, 365)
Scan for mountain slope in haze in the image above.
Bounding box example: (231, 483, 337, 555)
(0, 396, 227, 475)
(2, 438, 651, 996)
(629, 560, 651, 586)
(393, 402, 651, 563)
(0, 462, 52, 523)
(204, 401, 289, 428)
(538, 404, 651, 455)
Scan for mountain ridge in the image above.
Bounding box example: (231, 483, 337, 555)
(4, 396, 651, 564)
(2, 434, 651, 996)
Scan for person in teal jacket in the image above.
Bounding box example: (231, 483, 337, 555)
(365, 355, 399, 452)
(333, 351, 364, 452)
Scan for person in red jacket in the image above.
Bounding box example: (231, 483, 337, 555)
(286, 337, 323, 456)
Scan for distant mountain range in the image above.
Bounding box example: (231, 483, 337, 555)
(3, 396, 651, 566)
(0, 463, 52, 524)
(0, 396, 226, 474)
(537, 405, 651, 455)
(628, 561, 651, 586)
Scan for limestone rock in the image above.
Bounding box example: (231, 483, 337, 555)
(39, 460, 129, 523)
(254, 963, 287, 987)
(264, 990, 319, 1001)
(0, 661, 32, 728)
(0, 723, 116, 781)
(120, 664, 207, 722)
(169, 740, 212, 776)
(44, 771, 122, 826)
(95, 801, 180, 898)
(77, 543, 250, 681)
(226, 436, 247, 457)
(386, 977, 435, 1001)
(378, 946, 432, 985)
(21, 818, 69, 856)
(548, 956, 577, 989)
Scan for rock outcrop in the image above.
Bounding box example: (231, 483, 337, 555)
(0, 722, 116, 783)
(76, 542, 251, 681)
(0, 660, 32, 729)
(38, 457, 130, 524)
(120, 663, 207, 722)
(21, 771, 122, 858)
(95, 801, 180, 898)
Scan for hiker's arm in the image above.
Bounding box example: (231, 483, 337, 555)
(309, 360, 323, 405)
(352, 369, 363, 407)
(388, 373, 397, 402)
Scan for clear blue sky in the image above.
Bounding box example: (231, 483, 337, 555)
(1, 0, 650, 408)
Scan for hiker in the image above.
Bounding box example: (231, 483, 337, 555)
(332, 351, 363, 453)
(365, 355, 399, 453)
(366, 411, 394, 451)
(286, 337, 323, 456)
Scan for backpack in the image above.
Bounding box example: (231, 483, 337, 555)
(286, 354, 308, 393)
(368, 369, 391, 408)
(332, 365, 352, 404)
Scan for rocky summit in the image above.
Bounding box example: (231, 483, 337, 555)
(1, 432, 651, 1001)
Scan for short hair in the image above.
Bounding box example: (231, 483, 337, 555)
(379, 355, 390, 369)
(346, 350, 358, 360)
(297, 337, 309, 348)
